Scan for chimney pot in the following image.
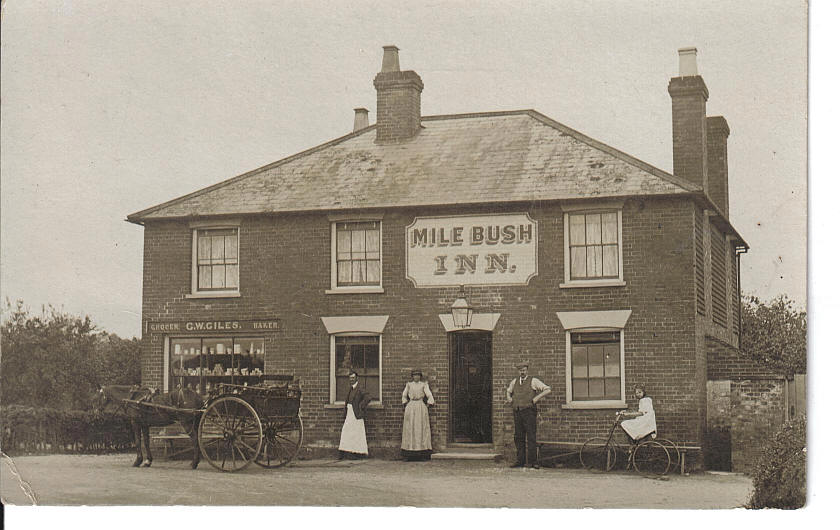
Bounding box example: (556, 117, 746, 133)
(678, 47, 698, 76)
(381, 45, 400, 73)
(353, 108, 369, 132)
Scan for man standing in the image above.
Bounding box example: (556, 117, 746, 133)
(339, 371, 371, 459)
(505, 362, 551, 469)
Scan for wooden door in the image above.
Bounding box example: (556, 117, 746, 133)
(450, 331, 492, 443)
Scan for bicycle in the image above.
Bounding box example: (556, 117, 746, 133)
(579, 410, 671, 475)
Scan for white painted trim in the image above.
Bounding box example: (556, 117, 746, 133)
(562, 208, 624, 285)
(328, 332, 384, 404)
(438, 313, 502, 332)
(556, 310, 632, 330)
(330, 219, 383, 291)
(190, 286, 242, 298)
(320, 315, 389, 334)
(558, 280, 626, 289)
(325, 287, 384, 295)
(561, 401, 628, 410)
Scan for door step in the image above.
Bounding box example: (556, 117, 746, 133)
(431, 452, 499, 460)
(432, 444, 499, 460)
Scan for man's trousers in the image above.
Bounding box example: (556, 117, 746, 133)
(513, 406, 537, 465)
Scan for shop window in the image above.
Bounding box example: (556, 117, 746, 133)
(168, 336, 264, 393)
(190, 223, 240, 297)
(570, 332, 621, 401)
(331, 334, 381, 403)
(330, 220, 382, 291)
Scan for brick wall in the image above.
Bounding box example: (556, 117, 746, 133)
(140, 196, 703, 458)
(705, 337, 787, 472)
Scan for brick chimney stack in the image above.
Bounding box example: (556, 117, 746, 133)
(374, 45, 424, 143)
(668, 47, 709, 191)
(706, 116, 730, 217)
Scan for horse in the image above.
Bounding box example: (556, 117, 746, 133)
(96, 385, 204, 469)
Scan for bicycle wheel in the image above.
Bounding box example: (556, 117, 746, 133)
(632, 440, 671, 475)
(658, 438, 681, 473)
(580, 437, 617, 471)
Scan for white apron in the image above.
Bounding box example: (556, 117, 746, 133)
(621, 396, 657, 440)
(339, 403, 368, 454)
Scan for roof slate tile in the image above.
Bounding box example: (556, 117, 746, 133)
(128, 110, 697, 221)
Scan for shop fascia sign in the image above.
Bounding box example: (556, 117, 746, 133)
(145, 319, 281, 334)
(406, 213, 538, 287)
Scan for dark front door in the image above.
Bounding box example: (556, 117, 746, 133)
(450, 331, 492, 443)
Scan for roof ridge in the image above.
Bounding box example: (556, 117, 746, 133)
(126, 123, 378, 223)
(521, 110, 701, 193)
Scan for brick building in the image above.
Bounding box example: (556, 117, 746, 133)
(127, 46, 747, 465)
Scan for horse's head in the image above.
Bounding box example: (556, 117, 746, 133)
(94, 385, 137, 414)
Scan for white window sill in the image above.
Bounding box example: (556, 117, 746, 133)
(185, 291, 241, 299)
(562, 400, 627, 410)
(558, 280, 626, 289)
(324, 401, 383, 409)
(325, 287, 384, 295)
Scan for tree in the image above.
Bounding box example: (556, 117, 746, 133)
(740, 294, 807, 377)
(1, 300, 141, 410)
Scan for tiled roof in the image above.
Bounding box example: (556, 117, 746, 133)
(127, 110, 699, 222)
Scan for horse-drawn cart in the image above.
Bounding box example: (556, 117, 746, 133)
(122, 377, 303, 472)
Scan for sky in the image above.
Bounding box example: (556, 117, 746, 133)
(1, 0, 808, 338)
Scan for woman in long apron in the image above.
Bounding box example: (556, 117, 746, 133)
(400, 369, 435, 461)
(621, 385, 657, 441)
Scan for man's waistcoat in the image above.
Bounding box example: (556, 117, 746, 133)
(512, 376, 537, 409)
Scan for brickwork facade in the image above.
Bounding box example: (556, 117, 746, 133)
(140, 197, 718, 459)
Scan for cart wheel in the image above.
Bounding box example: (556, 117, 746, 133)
(255, 413, 303, 468)
(580, 437, 617, 472)
(198, 396, 263, 472)
(632, 440, 671, 475)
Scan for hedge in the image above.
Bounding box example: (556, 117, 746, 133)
(747, 414, 807, 509)
(1, 405, 134, 454)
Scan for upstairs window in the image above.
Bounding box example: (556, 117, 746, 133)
(331, 220, 382, 290)
(568, 212, 619, 280)
(190, 223, 240, 297)
(562, 206, 624, 287)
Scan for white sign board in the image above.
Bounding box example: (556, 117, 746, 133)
(405, 213, 538, 287)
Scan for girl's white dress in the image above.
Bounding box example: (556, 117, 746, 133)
(621, 396, 657, 440)
(401, 381, 435, 451)
(339, 403, 368, 455)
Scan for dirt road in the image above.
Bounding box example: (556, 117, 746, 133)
(1, 453, 751, 508)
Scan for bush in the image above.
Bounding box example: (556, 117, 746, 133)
(1, 405, 134, 454)
(747, 415, 807, 509)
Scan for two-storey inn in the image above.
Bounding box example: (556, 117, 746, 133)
(127, 46, 747, 467)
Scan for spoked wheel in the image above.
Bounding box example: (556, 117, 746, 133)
(198, 396, 263, 472)
(658, 438, 681, 473)
(632, 440, 671, 475)
(580, 437, 617, 471)
(255, 414, 303, 468)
